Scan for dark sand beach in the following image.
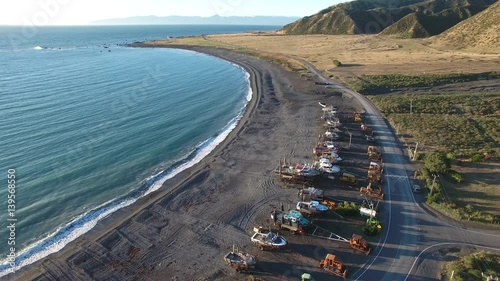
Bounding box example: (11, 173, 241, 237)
(13, 46, 368, 281)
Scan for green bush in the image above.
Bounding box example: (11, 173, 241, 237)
(448, 169, 464, 183)
(427, 192, 441, 204)
(469, 154, 483, 162)
(425, 153, 450, 174)
(332, 59, 342, 67)
(418, 167, 432, 181)
(335, 201, 359, 217)
(362, 224, 380, 236)
(446, 152, 456, 160)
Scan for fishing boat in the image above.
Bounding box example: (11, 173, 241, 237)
(223, 246, 257, 272)
(251, 227, 287, 250)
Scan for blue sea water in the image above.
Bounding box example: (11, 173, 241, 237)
(0, 25, 278, 275)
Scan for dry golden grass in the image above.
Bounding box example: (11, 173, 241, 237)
(155, 33, 500, 84)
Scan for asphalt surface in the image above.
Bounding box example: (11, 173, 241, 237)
(299, 59, 500, 281)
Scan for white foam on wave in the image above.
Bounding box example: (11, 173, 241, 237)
(0, 66, 253, 278)
(244, 71, 252, 102)
(0, 198, 135, 277)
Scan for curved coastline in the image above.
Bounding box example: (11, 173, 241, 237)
(10, 45, 261, 280)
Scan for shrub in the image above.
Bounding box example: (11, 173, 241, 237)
(335, 201, 359, 216)
(425, 153, 450, 174)
(469, 154, 483, 162)
(427, 192, 441, 204)
(418, 167, 432, 181)
(362, 224, 380, 236)
(332, 59, 342, 67)
(448, 169, 464, 183)
(446, 152, 456, 160)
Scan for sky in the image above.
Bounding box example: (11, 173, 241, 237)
(0, 0, 345, 25)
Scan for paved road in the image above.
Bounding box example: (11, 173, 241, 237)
(299, 59, 500, 281)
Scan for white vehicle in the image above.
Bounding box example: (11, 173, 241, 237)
(296, 200, 329, 216)
(360, 207, 377, 218)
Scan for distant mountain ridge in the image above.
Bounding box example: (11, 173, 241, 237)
(280, 0, 497, 38)
(90, 15, 300, 26)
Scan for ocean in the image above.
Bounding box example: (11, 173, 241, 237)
(0, 25, 279, 276)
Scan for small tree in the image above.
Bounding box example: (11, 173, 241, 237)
(446, 152, 456, 160)
(464, 204, 474, 220)
(424, 153, 450, 174)
(332, 59, 342, 67)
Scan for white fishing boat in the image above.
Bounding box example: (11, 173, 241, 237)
(251, 227, 287, 250)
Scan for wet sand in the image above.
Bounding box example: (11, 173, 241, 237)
(12, 45, 366, 281)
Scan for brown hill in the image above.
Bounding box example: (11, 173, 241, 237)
(432, 0, 500, 50)
(280, 0, 496, 37)
(381, 6, 482, 38)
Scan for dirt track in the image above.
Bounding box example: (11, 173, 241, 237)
(12, 46, 375, 281)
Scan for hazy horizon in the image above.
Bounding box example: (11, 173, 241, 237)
(0, 0, 346, 26)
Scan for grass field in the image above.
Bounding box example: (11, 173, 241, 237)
(369, 92, 500, 220)
(440, 162, 500, 217)
(148, 33, 500, 80)
(352, 72, 500, 93)
(443, 251, 500, 281)
(368, 92, 500, 156)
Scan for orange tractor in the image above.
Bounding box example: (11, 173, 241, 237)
(360, 182, 384, 200)
(349, 234, 371, 255)
(320, 254, 348, 278)
(367, 146, 382, 161)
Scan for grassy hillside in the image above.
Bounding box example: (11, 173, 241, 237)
(432, 0, 500, 50)
(280, 0, 496, 37)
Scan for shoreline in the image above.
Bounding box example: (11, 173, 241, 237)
(11, 45, 265, 280)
